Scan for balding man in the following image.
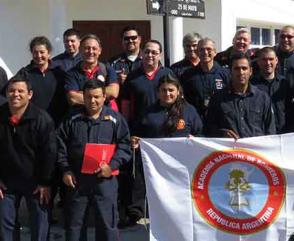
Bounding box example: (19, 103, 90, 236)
(275, 25, 294, 76)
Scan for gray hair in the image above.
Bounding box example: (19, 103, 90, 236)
(183, 32, 202, 46)
(197, 37, 216, 50)
(234, 28, 251, 39)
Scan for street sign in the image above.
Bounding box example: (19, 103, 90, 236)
(168, 0, 205, 18)
(146, 0, 165, 15)
(146, 0, 205, 19)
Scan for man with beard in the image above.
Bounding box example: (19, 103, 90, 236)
(110, 26, 143, 86)
(109, 26, 143, 112)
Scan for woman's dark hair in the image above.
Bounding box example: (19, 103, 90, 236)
(143, 39, 162, 53)
(29, 36, 52, 53)
(157, 73, 186, 136)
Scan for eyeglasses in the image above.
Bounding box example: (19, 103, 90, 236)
(123, 36, 138, 41)
(280, 34, 294, 40)
(198, 47, 215, 53)
(144, 49, 160, 56)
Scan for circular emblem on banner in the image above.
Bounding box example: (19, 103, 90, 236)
(192, 149, 285, 235)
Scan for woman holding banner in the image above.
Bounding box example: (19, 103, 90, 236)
(121, 72, 203, 227)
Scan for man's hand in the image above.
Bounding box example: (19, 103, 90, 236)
(33, 186, 51, 205)
(131, 136, 140, 149)
(223, 129, 240, 140)
(117, 69, 127, 85)
(0, 180, 7, 200)
(63, 171, 77, 188)
(96, 163, 112, 178)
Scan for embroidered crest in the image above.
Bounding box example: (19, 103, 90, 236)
(215, 79, 223, 89)
(176, 119, 185, 130)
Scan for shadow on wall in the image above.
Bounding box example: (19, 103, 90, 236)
(0, 57, 13, 79)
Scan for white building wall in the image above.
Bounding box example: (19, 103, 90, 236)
(0, 0, 166, 74)
(180, 0, 222, 56)
(1, 0, 294, 73)
(221, 0, 294, 50)
(0, 0, 51, 74)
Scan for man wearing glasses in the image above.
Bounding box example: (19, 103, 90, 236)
(182, 38, 230, 120)
(276, 26, 294, 132)
(110, 26, 143, 86)
(276, 25, 294, 76)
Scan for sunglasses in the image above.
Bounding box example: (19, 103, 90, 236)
(280, 34, 294, 40)
(123, 36, 138, 41)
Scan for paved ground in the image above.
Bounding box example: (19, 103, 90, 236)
(20, 225, 149, 241)
(17, 200, 149, 241)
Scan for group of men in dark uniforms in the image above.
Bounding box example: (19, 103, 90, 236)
(0, 24, 294, 241)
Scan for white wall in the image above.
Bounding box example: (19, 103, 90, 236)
(221, 0, 294, 50)
(1, 0, 294, 73)
(0, 0, 165, 74)
(0, 0, 51, 74)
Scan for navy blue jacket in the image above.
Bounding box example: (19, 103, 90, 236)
(122, 66, 173, 127)
(251, 74, 289, 133)
(0, 103, 56, 188)
(215, 46, 258, 68)
(181, 62, 230, 118)
(21, 62, 68, 126)
(133, 101, 203, 137)
(205, 84, 276, 138)
(52, 52, 82, 72)
(0, 95, 6, 106)
(170, 58, 196, 80)
(65, 61, 118, 92)
(275, 46, 294, 76)
(109, 52, 143, 76)
(57, 106, 131, 179)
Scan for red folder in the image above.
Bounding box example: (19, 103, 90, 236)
(81, 143, 119, 176)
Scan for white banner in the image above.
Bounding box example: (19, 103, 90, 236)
(140, 134, 294, 241)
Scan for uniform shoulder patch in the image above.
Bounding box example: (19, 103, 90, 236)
(104, 115, 117, 124)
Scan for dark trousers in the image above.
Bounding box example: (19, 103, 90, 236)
(117, 160, 133, 222)
(127, 149, 146, 220)
(0, 192, 49, 241)
(64, 176, 120, 241)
